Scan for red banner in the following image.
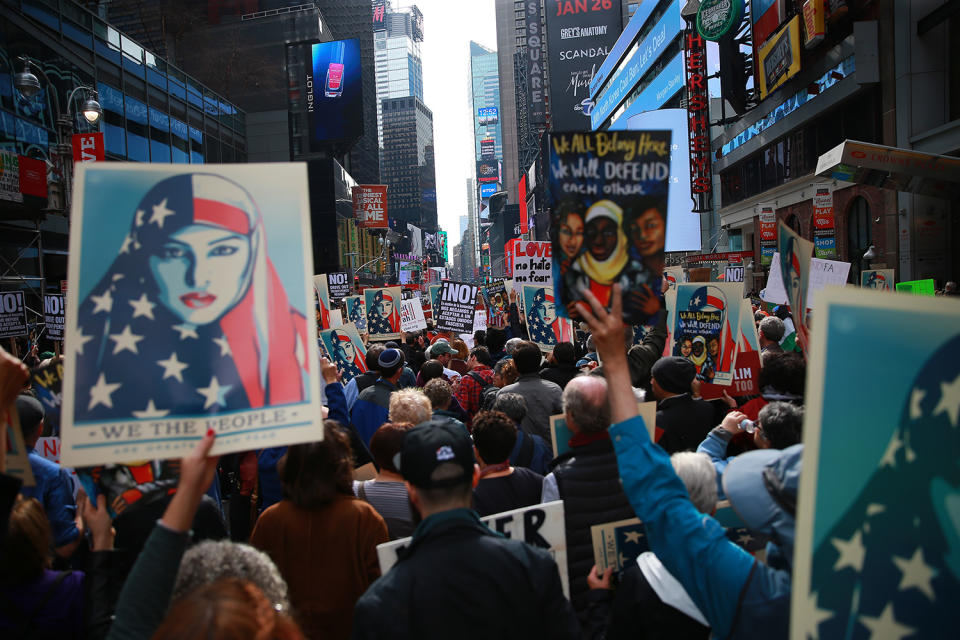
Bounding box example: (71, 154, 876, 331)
(18, 155, 47, 198)
(352, 185, 388, 228)
(699, 350, 761, 400)
(518, 174, 528, 233)
(72, 133, 105, 163)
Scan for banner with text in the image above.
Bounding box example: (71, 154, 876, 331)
(399, 298, 428, 332)
(353, 185, 388, 228)
(436, 281, 479, 334)
(0, 291, 28, 338)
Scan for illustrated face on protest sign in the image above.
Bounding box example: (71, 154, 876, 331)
(61, 164, 323, 466)
(522, 285, 574, 353)
(319, 322, 367, 383)
(364, 286, 402, 340)
(671, 283, 742, 386)
(698, 299, 761, 400)
(777, 220, 813, 351)
(344, 295, 366, 332)
(548, 131, 671, 326)
(860, 269, 894, 291)
(792, 289, 960, 640)
(314, 275, 331, 331)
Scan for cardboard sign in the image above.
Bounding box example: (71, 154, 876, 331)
(663, 266, 683, 292)
(791, 289, 960, 639)
(699, 300, 762, 400)
(61, 163, 324, 466)
(435, 281, 479, 334)
(0, 291, 28, 338)
(483, 280, 509, 321)
(511, 241, 553, 287)
(724, 266, 744, 283)
(472, 309, 487, 333)
(327, 271, 352, 298)
(319, 322, 368, 383)
(44, 294, 65, 340)
(860, 269, 894, 291)
(328, 309, 343, 329)
(762, 252, 851, 309)
(670, 282, 743, 386)
(399, 298, 427, 332)
(378, 500, 570, 597)
(592, 518, 649, 572)
(344, 295, 367, 332)
(364, 286, 403, 340)
(777, 221, 813, 350)
(550, 402, 656, 457)
(547, 131, 671, 326)
(31, 359, 64, 436)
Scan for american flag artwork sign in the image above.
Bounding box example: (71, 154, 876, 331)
(61, 163, 324, 466)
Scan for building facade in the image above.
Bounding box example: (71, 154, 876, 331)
(373, 3, 424, 149)
(380, 95, 436, 230)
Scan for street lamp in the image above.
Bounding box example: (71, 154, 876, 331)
(14, 56, 102, 213)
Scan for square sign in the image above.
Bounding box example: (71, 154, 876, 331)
(0, 291, 28, 338)
(435, 281, 479, 334)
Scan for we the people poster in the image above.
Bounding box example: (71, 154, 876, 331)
(364, 286, 402, 341)
(547, 131, 671, 326)
(318, 322, 368, 383)
(670, 283, 742, 386)
(791, 289, 960, 639)
(344, 295, 366, 332)
(61, 164, 324, 466)
(521, 285, 574, 353)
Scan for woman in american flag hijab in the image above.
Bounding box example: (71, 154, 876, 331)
(527, 287, 572, 347)
(367, 289, 400, 336)
(326, 328, 367, 382)
(73, 173, 309, 422)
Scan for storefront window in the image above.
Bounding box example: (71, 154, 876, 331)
(847, 196, 872, 282)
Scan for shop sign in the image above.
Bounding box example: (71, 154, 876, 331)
(685, 29, 711, 212)
(697, 0, 745, 41)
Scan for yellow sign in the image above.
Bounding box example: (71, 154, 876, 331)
(802, 0, 825, 49)
(758, 16, 802, 100)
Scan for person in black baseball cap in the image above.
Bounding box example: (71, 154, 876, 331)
(650, 357, 714, 454)
(355, 419, 581, 639)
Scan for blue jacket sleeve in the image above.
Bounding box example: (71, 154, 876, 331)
(351, 398, 389, 448)
(609, 415, 755, 639)
(49, 466, 80, 547)
(697, 428, 734, 500)
(344, 378, 359, 412)
(325, 382, 350, 426)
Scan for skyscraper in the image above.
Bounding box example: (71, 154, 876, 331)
(373, 3, 425, 148)
(493, 0, 521, 207)
(380, 96, 436, 230)
(470, 42, 502, 163)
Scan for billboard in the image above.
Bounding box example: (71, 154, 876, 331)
(758, 16, 802, 99)
(480, 138, 496, 159)
(371, 0, 386, 30)
(308, 39, 363, 146)
(524, 0, 547, 124)
(478, 107, 499, 126)
(477, 159, 500, 183)
(544, 0, 622, 130)
(479, 182, 498, 199)
(353, 185, 388, 228)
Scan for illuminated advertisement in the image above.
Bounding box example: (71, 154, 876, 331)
(477, 159, 500, 184)
(752, 0, 785, 48)
(480, 138, 496, 159)
(544, 0, 622, 130)
(480, 182, 499, 199)
(309, 39, 363, 145)
(478, 107, 499, 126)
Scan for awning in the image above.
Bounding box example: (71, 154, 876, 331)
(815, 139, 960, 200)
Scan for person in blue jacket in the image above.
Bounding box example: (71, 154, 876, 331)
(577, 284, 799, 640)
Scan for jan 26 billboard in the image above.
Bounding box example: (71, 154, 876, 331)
(309, 39, 363, 146)
(544, 0, 622, 131)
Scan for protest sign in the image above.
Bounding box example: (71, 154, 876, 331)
(344, 295, 366, 332)
(512, 241, 553, 287)
(791, 289, 960, 639)
(699, 300, 761, 400)
(662, 266, 683, 292)
(592, 518, 649, 572)
(896, 278, 935, 296)
(364, 286, 402, 341)
(44, 293, 65, 340)
(428, 284, 442, 321)
(521, 285, 574, 353)
(671, 283, 742, 386)
(472, 309, 487, 334)
(328, 309, 343, 328)
(483, 280, 509, 322)
(0, 291, 28, 338)
(32, 359, 64, 436)
(547, 131, 671, 326)
(399, 298, 427, 332)
(860, 269, 894, 291)
(76, 460, 180, 518)
(3, 404, 35, 486)
(61, 163, 324, 466)
(777, 220, 813, 351)
(435, 281, 479, 334)
(319, 322, 368, 383)
(762, 252, 850, 308)
(550, 402, 656, 458)
(378, 500, 569, 597)
(724, 265, 744, 283)
(327, 271, 352, 298)
(314, 275, 331, 331)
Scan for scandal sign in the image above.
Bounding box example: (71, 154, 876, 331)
(685, 29, 711, 213)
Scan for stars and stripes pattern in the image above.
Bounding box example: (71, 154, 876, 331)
(345, 296, 366, 332)
(806, 333, 960, 639)
(526, 287, 573, 348)
(366, 288, 401, 337)
(688, 285, 737, 375)
(323, 328, 367, 382)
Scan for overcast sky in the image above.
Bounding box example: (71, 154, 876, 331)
(416, 0, 497, 247)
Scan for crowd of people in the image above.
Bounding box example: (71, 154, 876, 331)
(2, 282, 816, 639)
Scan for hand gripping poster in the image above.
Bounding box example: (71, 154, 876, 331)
(313, 274, 331, 331)
(860, 268, 894, 291)
(364, 286, 402, 341)
(522, 285, 574, 353)
(318, 322, 368, 383)
(548, 131, 671, 326)
(61, 164, 324, 466)
(344, 295, 366, 332)
(670, 283, 742, 386)
(791, 289, 960, 640)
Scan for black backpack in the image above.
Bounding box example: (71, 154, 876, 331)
(469, 371, 500, 412)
